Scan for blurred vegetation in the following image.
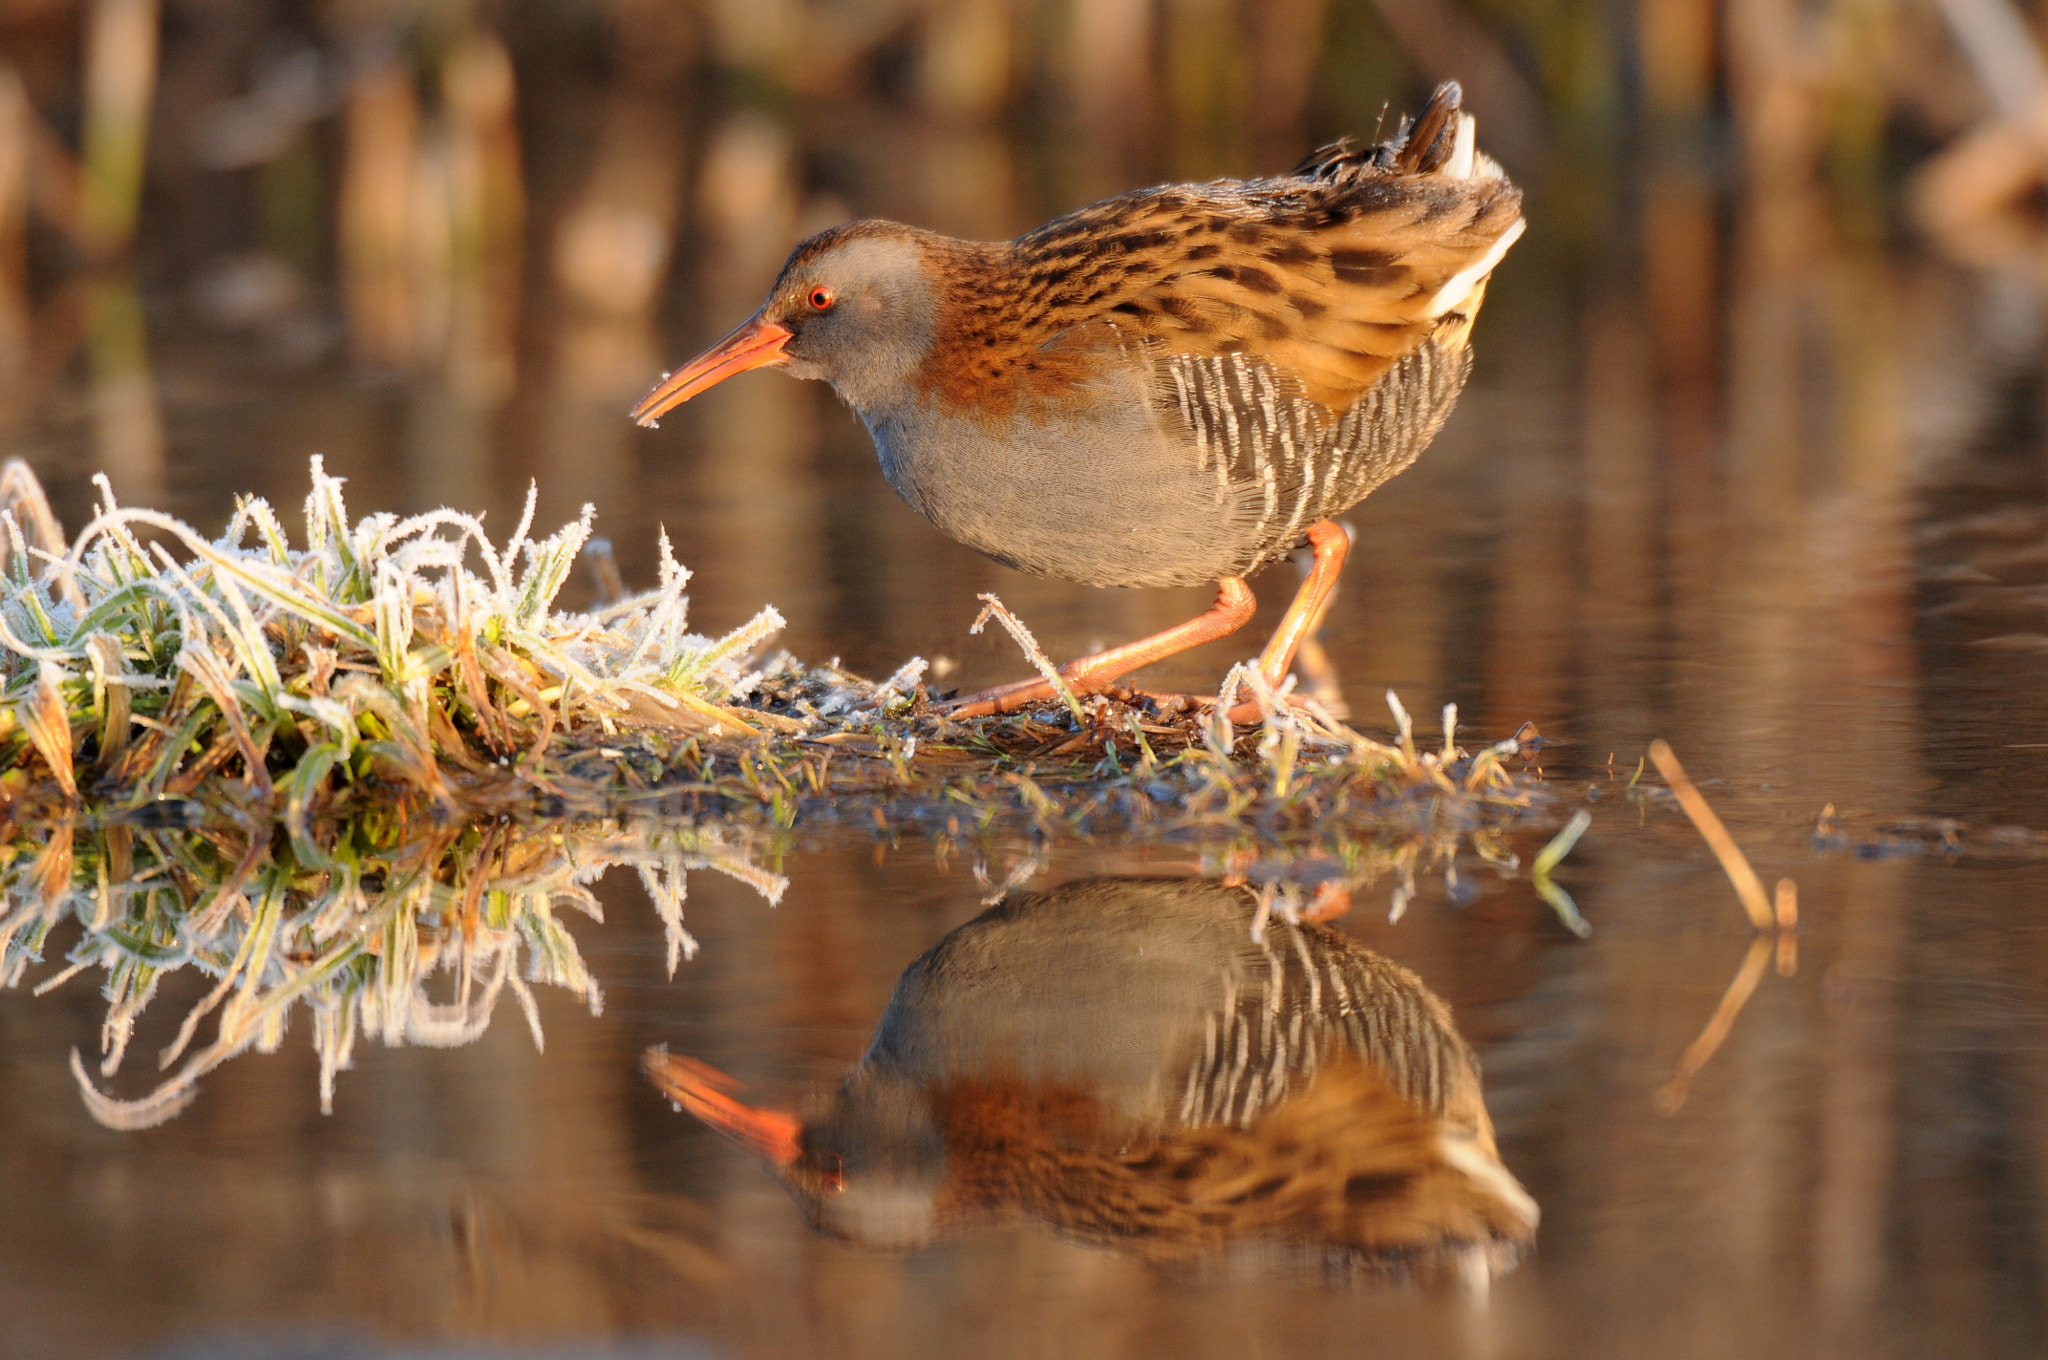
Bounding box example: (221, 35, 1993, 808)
(0, 0, 2030, 595)
(0, 0, 2019, 333)
(0, 0, 2029, 542)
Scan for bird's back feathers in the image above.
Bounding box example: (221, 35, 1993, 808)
(920, 81, 1521, 420)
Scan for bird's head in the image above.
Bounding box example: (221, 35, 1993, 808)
(630, 222, 943, 426)
(645, 1047, 947, 1250)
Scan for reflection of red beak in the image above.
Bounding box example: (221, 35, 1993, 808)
(644, 1047, 803, 1167)
(630, 315, 793, 427)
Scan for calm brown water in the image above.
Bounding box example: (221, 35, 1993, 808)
(7, 53, 2048, 1360)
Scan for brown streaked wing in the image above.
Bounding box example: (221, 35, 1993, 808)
(1075, 175, 1522, 414)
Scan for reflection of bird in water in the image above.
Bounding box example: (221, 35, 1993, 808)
(631, 83, 1521, 719)
(647, 877, 1536, 1280)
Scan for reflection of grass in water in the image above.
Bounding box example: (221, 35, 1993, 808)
(0, 811, 784, 1129)
(2, 709, 1560, 1129)
(0, 798, 1544, 1132)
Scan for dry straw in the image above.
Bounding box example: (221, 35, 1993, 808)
(1646, 738, 1801, 1112)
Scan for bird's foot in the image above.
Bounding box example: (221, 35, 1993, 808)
(940, 579, 1262, 720)
(936, 672, 1197, 719)
(937, 661, 1226, 721)
(939, 670, 1096, 719)
(1302, 883, 1352, 922)
(939, 677, 1317, 725)
(1213, 688, 1323, 726)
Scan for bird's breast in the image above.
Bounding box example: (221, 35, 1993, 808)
(854, 367, 1271, 589)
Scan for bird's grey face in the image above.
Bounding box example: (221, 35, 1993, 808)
(763, 232, 937, 411)
(786, 1082, 948, 1250)
(793, 1157, 944, 1250)
(628, 225, 935, 427)
(644, 1047, 952, 1252)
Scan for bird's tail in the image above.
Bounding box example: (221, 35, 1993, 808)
(1393, 82, 1463, 175)
(1288, 81, 1504, 185)
(1396, 81, 1505, 184)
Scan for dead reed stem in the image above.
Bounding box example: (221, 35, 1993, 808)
(1647, 739, 1776, 931)
(1647, 743, 1807, 1111)
(1657, 937, 1773, 1113)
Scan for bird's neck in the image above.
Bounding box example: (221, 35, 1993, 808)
(824, 235, 1015, 422)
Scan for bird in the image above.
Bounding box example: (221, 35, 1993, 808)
(645, 876, 1537, 1278)
(631, 83, 1523, 720)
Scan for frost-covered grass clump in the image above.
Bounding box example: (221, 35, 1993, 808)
(0, 458, 782, 822)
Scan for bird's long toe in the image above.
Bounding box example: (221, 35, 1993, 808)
(942, 669, 1103, 719)
(943, 679, 1316, 725)
(941, 682, 1051, 720)
(1217, 688, 1320, 726)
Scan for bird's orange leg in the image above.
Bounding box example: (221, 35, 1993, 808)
(947, 579, 1257, 718)
(1221, 519, 1349, 723)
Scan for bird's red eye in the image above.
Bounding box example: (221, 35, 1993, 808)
(808, 286, 834, 311)
(822, 1172, 845, 1196)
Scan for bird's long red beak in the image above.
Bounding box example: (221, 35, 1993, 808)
(644, 1047, 803, 1166)
(630, 315, 793, 427)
